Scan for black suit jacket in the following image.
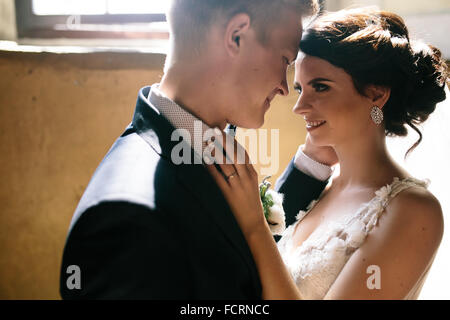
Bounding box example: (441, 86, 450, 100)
(60, 86, 327, 299)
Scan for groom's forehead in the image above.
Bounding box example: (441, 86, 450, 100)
(266, 15, 303, 55)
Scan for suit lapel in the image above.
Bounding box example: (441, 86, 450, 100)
(132, 86, 262, 295)
(175, 161, 261, 293)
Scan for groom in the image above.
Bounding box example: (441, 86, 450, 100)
(60, 0, 332, 299)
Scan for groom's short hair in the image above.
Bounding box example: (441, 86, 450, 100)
(167, 0, 319, 55)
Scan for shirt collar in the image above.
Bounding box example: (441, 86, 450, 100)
(148, 84, 212, 154)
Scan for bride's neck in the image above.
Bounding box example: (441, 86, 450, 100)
(333, 134, 399, 189)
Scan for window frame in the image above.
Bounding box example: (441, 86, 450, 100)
(15, 0, 168, 39)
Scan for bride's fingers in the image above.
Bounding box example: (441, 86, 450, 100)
(205, 162, 231, 191)
(204, 128, 255, 185)
(205, 131, 239, 177)
(219, 131, 251, 178)
(205, 138, 239, 182)
(246, 161, 258, 180)
(223, 136, 255, 183)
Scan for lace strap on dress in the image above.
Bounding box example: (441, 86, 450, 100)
(363, 177, 430, 233)
(295, 199, 320, 222)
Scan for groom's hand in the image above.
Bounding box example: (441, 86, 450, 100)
(302, 134, 338, 167)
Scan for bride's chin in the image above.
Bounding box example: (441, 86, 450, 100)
(309, 136, 331, 147)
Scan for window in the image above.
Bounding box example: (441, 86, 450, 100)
(15, 0, 169, 39)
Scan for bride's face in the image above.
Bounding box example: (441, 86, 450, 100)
(292, 54, 374, 147)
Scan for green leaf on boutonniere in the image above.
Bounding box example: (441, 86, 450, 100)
(260, 176, 274, 220)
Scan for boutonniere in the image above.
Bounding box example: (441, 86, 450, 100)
(259, 176, 286, 235)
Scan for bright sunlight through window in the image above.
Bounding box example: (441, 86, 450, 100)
(32, 0, 169, 15)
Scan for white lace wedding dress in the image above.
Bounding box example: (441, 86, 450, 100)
(277, 177, 430, 299)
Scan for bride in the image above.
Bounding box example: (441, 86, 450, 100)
(206, 7, 448, 299)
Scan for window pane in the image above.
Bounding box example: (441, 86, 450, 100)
(107, 0, 169, 14)
(32, 0, 168, 15)
(32, 0, 108, 15)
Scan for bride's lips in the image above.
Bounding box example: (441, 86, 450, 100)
(305, 120, 327, 132)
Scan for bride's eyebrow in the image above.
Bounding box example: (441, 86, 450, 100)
(293, 78, 335, 88)
(308, 78, 334, 85)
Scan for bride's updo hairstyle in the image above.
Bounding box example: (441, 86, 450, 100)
(300, 7, 449, 155)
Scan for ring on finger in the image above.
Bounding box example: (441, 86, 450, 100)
(226, 171, 238, 181)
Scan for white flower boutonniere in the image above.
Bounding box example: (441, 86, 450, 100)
(259, 176, 286, 235)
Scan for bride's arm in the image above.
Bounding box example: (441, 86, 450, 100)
(205, 137, 302, 300)
(241, 221, 303, 300)
(275, 134, 337, 229)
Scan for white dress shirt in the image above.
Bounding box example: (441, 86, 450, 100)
(294, 145, 334, 181)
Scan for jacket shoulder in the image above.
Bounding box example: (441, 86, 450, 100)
(69, 131, 176, 232)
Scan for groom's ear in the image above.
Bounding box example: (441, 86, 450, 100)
(224, 13, 251, 57)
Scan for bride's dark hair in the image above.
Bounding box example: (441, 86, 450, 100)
(300, 7, 449, 156)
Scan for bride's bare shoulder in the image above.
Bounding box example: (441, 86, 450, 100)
(385, 185, 444, 247)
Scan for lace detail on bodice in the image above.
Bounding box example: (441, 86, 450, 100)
(277, 177, 429, 300)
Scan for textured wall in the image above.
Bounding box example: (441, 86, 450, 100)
(0, 0, 16, 40)
(0, 50, 306, 299)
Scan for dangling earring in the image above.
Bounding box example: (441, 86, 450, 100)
(371, 105, 383, 125)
